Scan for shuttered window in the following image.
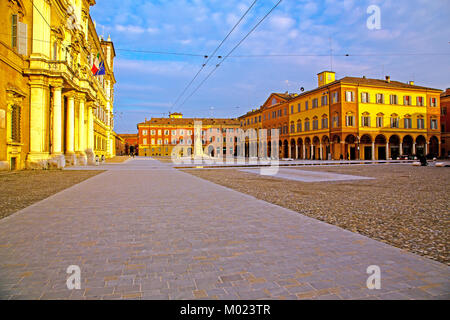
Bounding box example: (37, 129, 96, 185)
(11, 105, 21, 142)
(12, 15, 18, 48)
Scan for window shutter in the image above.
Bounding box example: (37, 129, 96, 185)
(17, 22, 27, 55)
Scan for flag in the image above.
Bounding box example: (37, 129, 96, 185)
(91, 53, 100, 75)
(96, 61, 106, 76)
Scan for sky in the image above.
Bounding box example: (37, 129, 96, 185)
(90, 0, 450, 133)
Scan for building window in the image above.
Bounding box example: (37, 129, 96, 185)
(291, 105, 294, 114)
(164, 138, 168, 144)
(142, 130, 148, 135)
(361, 115, 370, 127)
(305, 101, 309, 110)
(376, 116, 383, 128)
(172, 130, 176, 135)
(290, 122, 295, 133)
(404, 118, 412, 129)
(53, 42, 58, 60)
(332, 92, 339, 103)
(442, 107, 447, 115)
(258, 115, 261, 122)
(332, 115, 339, 128)
(304, 120, 310, 131)
(390, 117, 399, 128)
(403, 95, 411, 105)
(151, 138, 155, 144)
(376, 93, 384, 104)
(11, 15, 18, 48)
(390, 94, 398, 105)
(297, 103, 301, 112)
(151, 130, 155, 135)
(158, 130, 162, 135)
(143, 138, 147, 145)
(164, 130, 169, 135)
(430, 97, 437, 107)
(345, 91, 354, 102)
(417, 118, 425, 129)
(416, 96, 424, 106)
(11, 105, 21, 142)
(361, 92, 370, 103)
(297, 121, 302, 132)
(171, 138, 177, 144)
(430, 119, 438, 130)
(345, 114, 355, 126)
(312, 98, 319, 108)
(321, 117, 328, 129)
(321, 95, 328, 106)
(312, 119, 319, 130)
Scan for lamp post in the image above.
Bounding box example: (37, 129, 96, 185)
(357, 135, 360, 160)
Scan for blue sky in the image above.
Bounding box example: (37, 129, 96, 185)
(90, 0, 450, 133)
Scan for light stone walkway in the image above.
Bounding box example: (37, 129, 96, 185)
(239, 168, 375, 182)
(0, 158, 448, 300)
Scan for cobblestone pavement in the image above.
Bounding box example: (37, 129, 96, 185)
(0, 158, 448, 300)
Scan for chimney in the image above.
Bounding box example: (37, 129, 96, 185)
(409, 81, 414, 85)
(385, 76, 390, 83)
(362, 75, 366, 79)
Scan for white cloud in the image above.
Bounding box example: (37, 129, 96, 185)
(270, 15, 296, 31)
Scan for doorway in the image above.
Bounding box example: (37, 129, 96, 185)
(364, 146, 372, 160)
(350, 147, 356, 160)
(10, 157, 17, 170)
(378, 146, 386, 160)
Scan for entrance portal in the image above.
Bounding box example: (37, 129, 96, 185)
(364, 146, 372, 160)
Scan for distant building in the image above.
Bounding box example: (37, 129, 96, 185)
(137, 113, 240, 157)
(118, 134, 139, 155)
(113, 133, 125, 156)
(440, 88, 450, 158)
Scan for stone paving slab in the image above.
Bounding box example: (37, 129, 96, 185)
(0, 158, 449, 300)
(239, 168, 375, 182)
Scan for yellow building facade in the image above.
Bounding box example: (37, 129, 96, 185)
(286, 72, 441, 160)
(0, 0, 116, 170)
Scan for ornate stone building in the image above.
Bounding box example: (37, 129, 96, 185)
(0, 0, 116, 170)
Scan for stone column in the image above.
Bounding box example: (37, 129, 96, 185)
(288, 142, 291, 158)
(327, 140, 335, 160)
(295, 143, 299, 159)
(425, 142, 429, 155)
(310, 145, 314, 160)
(86, 104, 95, 165)
(319, 143, 323, 160)
(65, 94, 76, 165)
(302, 144, 306, 160)
(27, 79, 49, 169)
(50, 86, 65, 168)
(400, 142, 403, 156)
(386, 142, 390, 159)
(341, 141, 345, 160)
(372, 142, 375, 160)
(413, 142, 416, 155)
(76, 95, 87, 165)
